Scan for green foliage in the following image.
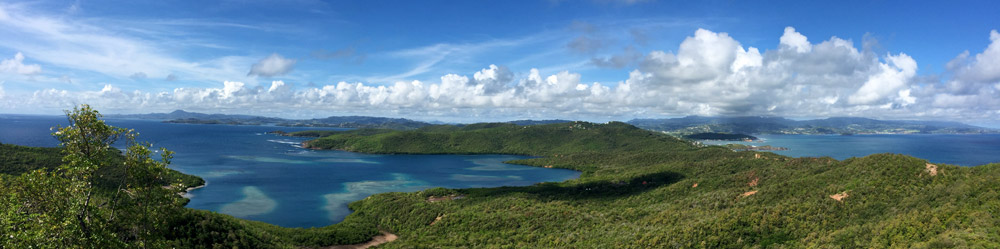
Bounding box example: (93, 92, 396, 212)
(0, 143, 203, 191)
(0, 105, 375, 249)
(2, 105, 189, 248)
(5, 107, 1000, 248)
(295, 123, 1000, 248)
(304, 121, 692, 156)
(0, 143, 64, 175)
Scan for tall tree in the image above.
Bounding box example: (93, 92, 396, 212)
(2, 104, 182, 248)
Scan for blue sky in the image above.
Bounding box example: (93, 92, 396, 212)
(1, 0, 999, 125)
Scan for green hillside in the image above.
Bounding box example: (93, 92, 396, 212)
(5, 113, 1000, 248)
(300, 122, 1000, 248)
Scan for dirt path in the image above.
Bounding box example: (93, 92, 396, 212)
(829, 191, 849, 202)
(926, 163, 938, 176)
(320, 231, 398, 249)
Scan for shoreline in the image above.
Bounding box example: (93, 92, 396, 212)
(180, 182, 207, 198)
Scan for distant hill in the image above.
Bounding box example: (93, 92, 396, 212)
(282, 116, 431, 130)
(628, 116, 995, 135)
(683, 132, 758, 141)
(506, 119, 573, 126)
(108, 110, 431, 130)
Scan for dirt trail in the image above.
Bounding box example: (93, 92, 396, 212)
(430, 215, 444, 225)
(320, 231, 398, 249)
(830, 191, 849, 202)
(926, 163, 938, 176)
(741, 190, 758, 197)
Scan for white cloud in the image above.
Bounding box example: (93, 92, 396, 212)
(472, 64, 513, 94)
(779, 27, 811, 53)
(950, 30, 1000, 84)
(0, 3, 256, 83)
(919, 30, 1000, 117)
(248, 53, 296, 77)
(0, 52, 41, 75)
(6, 27, 1000, 123)
(848, 53, 917, 105)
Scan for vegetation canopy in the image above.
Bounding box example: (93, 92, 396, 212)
(3, 106, 1000, 248)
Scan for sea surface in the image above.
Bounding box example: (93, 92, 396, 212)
(701, 134, 1000, 166)
(0, 115, 580, 228)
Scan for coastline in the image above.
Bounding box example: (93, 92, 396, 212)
(180, 182, 207, 198)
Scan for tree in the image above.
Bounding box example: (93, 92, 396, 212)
(1, 104, 182, 248)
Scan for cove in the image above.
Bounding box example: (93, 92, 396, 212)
(0, 115, 580, 228)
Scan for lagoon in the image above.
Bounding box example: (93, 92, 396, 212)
(0, 115, 580, 228)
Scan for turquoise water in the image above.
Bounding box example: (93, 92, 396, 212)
(701, 134, 1000, 166)
(0, 115, 580, 228)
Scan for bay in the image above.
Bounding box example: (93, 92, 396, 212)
(0, 115, 580, 228)
(701, 134, 1000, 166)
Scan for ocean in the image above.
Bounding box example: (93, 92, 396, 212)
(0, 115, 580, 228)
(701, 134, 1000, 166)
(6, 114, 1000, 227)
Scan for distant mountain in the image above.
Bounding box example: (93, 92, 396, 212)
(108, 110, 275, 121)
(108, 110, 431, 130)
(628, 116, 995, 135)
(506, 119, 573, 126)
(282, 116, 431, 130)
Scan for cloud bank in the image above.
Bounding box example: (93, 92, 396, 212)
(5, 27, 1000, 123)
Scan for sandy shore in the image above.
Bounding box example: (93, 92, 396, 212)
(180, 182, 207, 198)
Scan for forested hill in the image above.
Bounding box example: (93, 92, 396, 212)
(7, 117, 1000, 247)
(108, 110, 432, 129)
(628, 116, 995, 135)
(300, 121, 692, 155)
(297, 121, 1000, 247)
(0, 143, 203, 189)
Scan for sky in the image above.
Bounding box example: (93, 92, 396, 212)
(1, 1, 999, 125)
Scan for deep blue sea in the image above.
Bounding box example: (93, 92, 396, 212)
(0, 115, 580, 228)
(701, 134, 1000, 166)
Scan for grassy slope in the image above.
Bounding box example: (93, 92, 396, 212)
(301, 122, 1000, 248)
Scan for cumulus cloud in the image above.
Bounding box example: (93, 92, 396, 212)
(949, 30, 1000, 84)
(919, 29, 1000, 117)
(248, 53, 296, 77)
(779, 27, 811, 53)
(848, 53, 916, 105)
(628, 27, 923, 117)
(8, 27, 1000, 123)
(472, 64, 514, 94)
(0, 52, 41, 75)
